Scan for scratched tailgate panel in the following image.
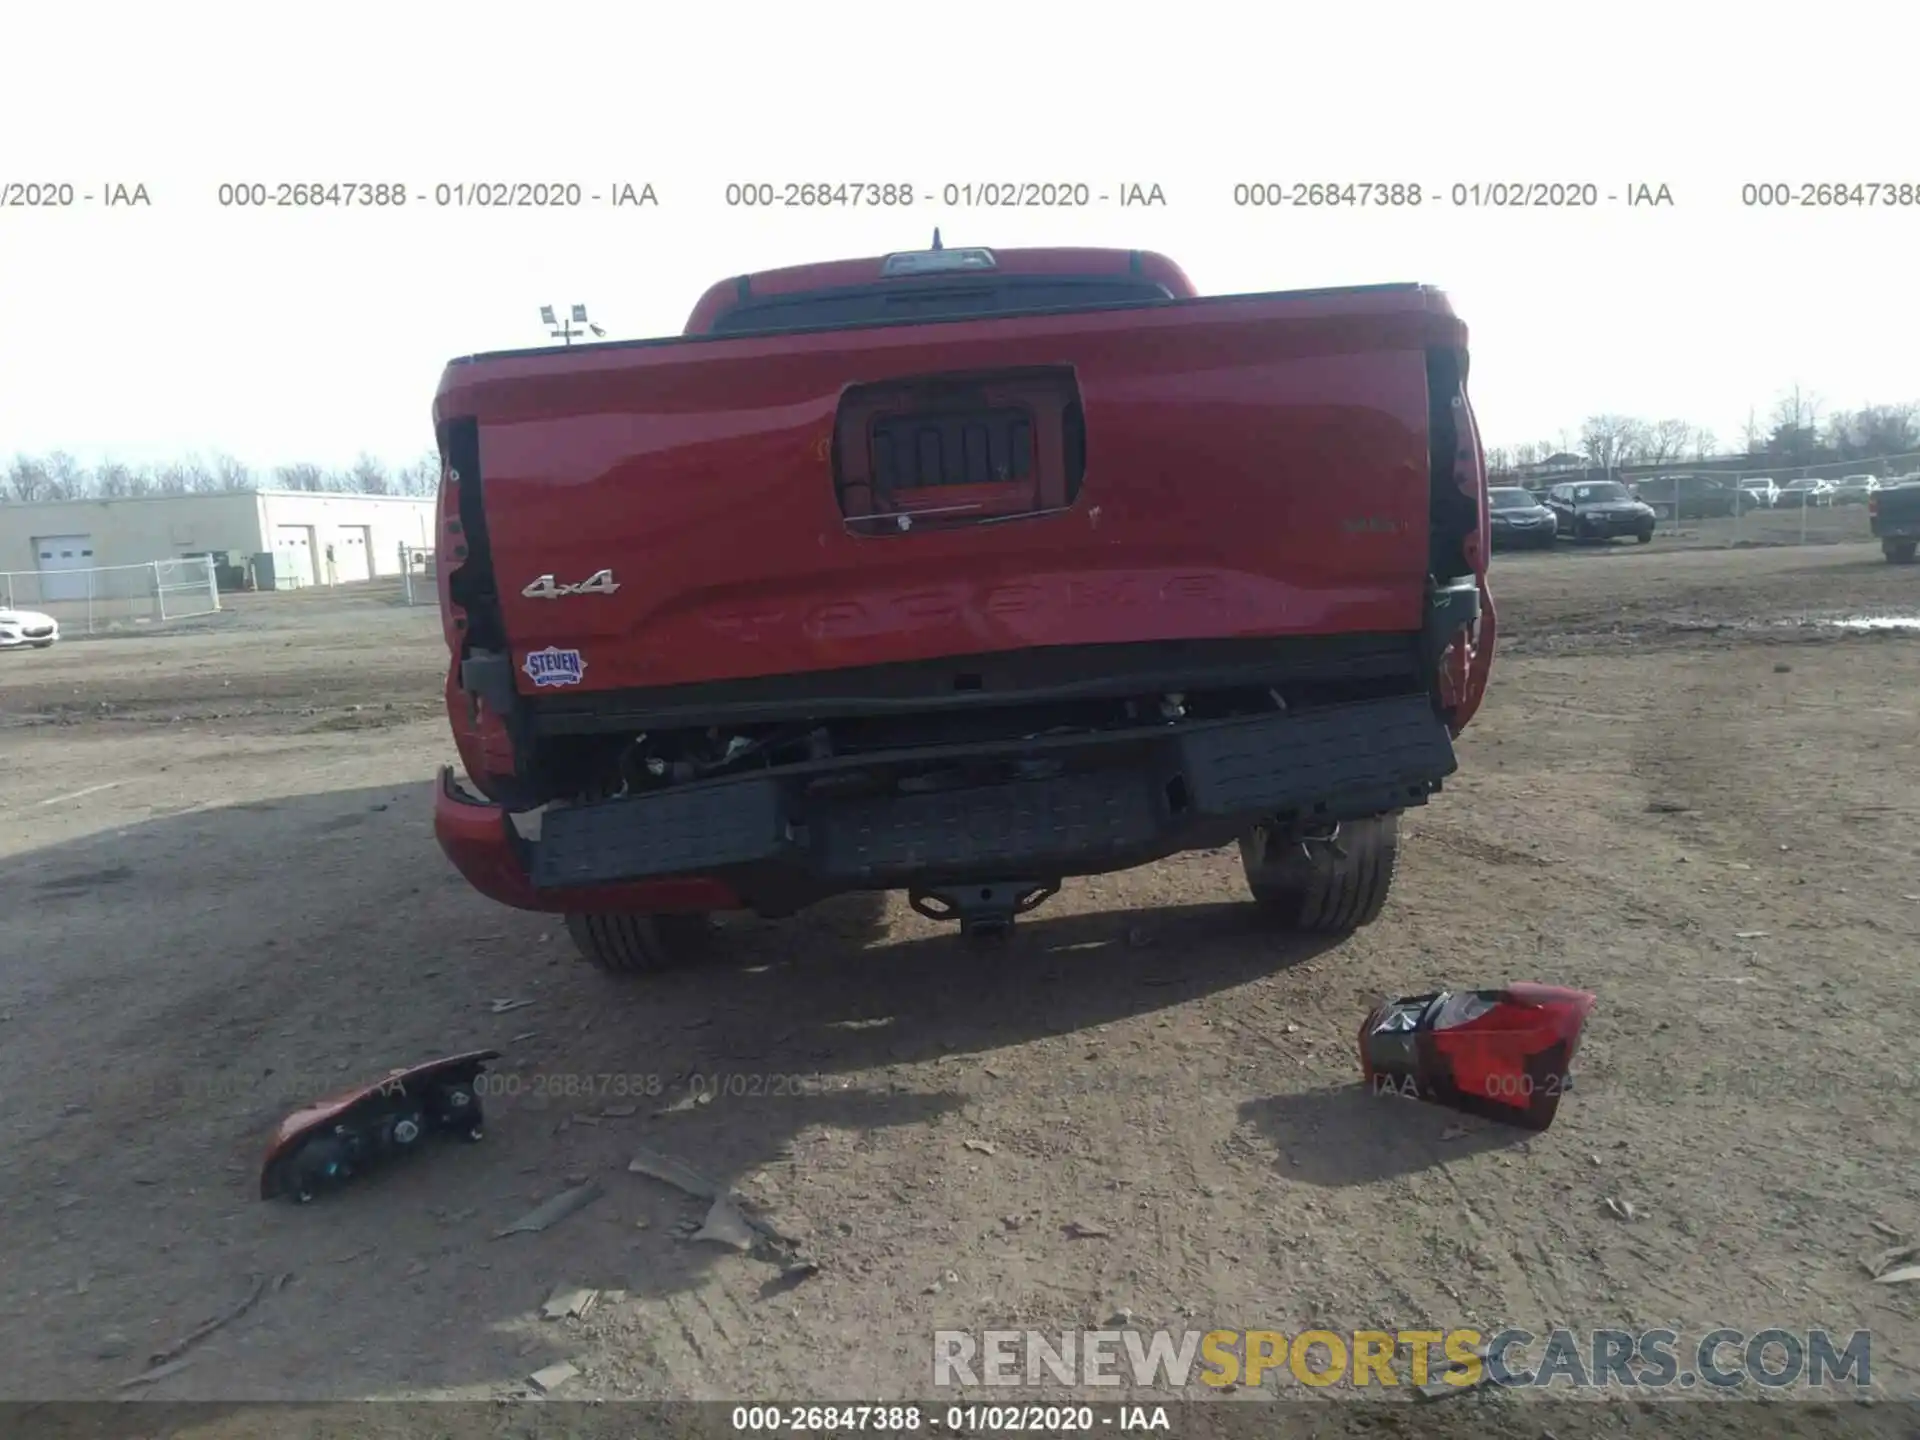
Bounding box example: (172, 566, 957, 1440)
(442, 287, 1455, 694)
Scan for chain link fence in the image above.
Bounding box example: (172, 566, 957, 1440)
(0, 558, 221, 635)
(399, 544, 437, 605)
(1637, 469, 1906, 549)
(1514, 456, 1920, 552)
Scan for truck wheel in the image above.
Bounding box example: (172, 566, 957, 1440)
(1239, 813, 1399, 934)
(1636, 527, 1654, 544)
(564, 911, 714, 973)
(1886, 539, 1917, 565)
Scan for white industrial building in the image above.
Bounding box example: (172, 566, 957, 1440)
(0, 490, 437, 594)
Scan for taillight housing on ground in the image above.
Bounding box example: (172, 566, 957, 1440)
(1360, 984, 1598, 1132)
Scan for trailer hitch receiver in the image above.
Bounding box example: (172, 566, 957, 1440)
(909, 880, 1060, 943)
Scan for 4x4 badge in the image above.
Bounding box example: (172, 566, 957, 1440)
(523, 569, 619, 600)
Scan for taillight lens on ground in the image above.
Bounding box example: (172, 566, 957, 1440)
(1359, 984, 1598, 1132)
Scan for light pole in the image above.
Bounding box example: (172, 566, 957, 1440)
(540, 304, 606, 346)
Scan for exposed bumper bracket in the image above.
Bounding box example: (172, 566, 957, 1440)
(503, 693, 1455, 911)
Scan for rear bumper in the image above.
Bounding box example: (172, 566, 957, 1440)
(1871, 516, 1920, 540)
(1572, 514, 1652, 537)
(434, 767, 744, 914)
(1490, 523, 1555, 546)
(433, 693, 1457, 916)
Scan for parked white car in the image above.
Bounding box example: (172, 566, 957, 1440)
(0, 608, 60, 649)
(1776, 477, 1836, 508)
(1738, 478, 1780, 509)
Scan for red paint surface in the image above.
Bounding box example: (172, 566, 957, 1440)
(434, 257, 1476, 697)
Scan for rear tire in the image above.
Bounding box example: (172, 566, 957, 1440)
(1239, 813, 1400, 934)
(1886, 539, 1917, 565)
(564, 911, 715, 974)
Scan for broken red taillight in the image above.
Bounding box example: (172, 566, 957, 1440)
(1359, 984, 1597, 1132)
(1431, 348, 1495, 735)
(435, 450, 466, 653)
(432, 417, 517, 795)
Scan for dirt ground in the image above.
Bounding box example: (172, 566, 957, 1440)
(1638, 499, 1879, 551)
(1, 539, 1917, 1427)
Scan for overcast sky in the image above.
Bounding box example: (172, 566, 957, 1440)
(3, 0, 1915, 474)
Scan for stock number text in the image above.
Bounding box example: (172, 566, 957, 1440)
(1234, 182, 1423, 207)
(725, 182, 915, 207)
(731, 1405, 923, 1430)
(475, 1071, 663, 1099)
(218, 182, 408, 207)
(1742, 182, 1920, 207)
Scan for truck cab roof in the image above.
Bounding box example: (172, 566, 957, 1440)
(683, 246, 1198, 336)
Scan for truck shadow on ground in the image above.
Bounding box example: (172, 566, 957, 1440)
(688, 894, 1340, 1069)
(1, 778, 1338, 1401)
(1237, 1084, 1533, 1187)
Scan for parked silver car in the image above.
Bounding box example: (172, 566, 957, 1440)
(1775, 478, 1836, 508)
(1831, 475, 1880, 506)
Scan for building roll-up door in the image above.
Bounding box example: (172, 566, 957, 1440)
(273, 526, 315, 588)
(332, 526, 371, 583)
(33, 534, 95, 602)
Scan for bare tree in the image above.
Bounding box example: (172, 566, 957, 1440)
(273, 462, 326, 492)
(39, 451, 88, 500)
(1770, 383, 1823, 433)
(211, 453, 253, 492)
(1492, 392, 1920, 474)
(1849, 402, 1920, 458)
(395, 453, 440, 496)
(322, 468, 357, 493)
(182, 456, 221, 494)
(1484, 446, 1514, 475)
(5, 455, 51, 502)
(93, 461, 152, 498)
(349, 453, 392, 495)
(1644, 420, 1693, 466)
(1579, 414, 1643, 471)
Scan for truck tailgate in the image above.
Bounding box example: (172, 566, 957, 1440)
(435, 284, 1471, 696)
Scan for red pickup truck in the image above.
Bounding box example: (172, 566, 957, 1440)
(431, 239, 1496, 968)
